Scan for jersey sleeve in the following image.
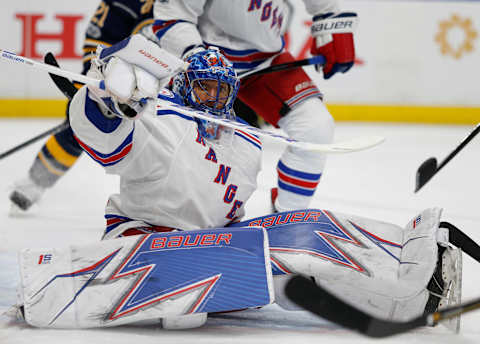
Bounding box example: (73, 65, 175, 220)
(68, 86, 136, 174)
(152, 0, 206, 58)
(69, 86, 189, 180)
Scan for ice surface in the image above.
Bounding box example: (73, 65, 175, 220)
(1, 119, 479, 343)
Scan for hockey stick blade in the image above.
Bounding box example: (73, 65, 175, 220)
(415, 123, 480, 192)
(285, 275, 480, 338)
(158, 102, 385, 153)
(44, 52, 78, 100)
(415, 157, 437, 192)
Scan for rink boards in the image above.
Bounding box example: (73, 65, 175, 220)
(0, 0, 479, 122)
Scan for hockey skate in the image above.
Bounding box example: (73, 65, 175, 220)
(425, 244, 463, 332)
(4, 304, 25, 323)
(9, 176, 46, 212)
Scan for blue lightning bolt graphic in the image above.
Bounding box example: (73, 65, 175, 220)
(107, 235, 221, 320)
(268, 210, 366, 273)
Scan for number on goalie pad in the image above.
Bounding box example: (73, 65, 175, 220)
(19, 227, 273, 328)
(232, 207, 447, 321)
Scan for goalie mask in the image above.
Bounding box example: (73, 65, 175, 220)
(173, 49, 240, 141)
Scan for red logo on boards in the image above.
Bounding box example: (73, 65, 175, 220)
(15, 13, 83, 58)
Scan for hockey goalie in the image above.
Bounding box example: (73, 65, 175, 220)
(12, 35, 466, 332)
(16, 208, 463, 331)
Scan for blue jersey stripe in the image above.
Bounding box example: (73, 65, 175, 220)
(234, 132, 262, 150)
(99, 36, 131, 59)
(278, 161, 321, 181)
(278, 180, 316, 196)
(157, 109, 195, 121)
(85, 89, 122, 133)
(105, 214, 132, 220)
(153, 19, 188, 40)
(88, 130, 134, 159)
(105, 214, 135, 234)
(76, 129, 134, 167)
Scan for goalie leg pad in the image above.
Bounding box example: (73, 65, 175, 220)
(161, 313, 207, 330)
(233, 208, 446, 321)
(18, 227, 273, 328)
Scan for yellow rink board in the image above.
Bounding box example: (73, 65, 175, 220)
(0, 99, 69, 118)
(1, 99, 480, 124)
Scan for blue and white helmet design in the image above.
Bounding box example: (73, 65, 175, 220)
(173, 48, 240, 140)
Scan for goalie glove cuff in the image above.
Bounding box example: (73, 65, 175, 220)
(311, 12, 358, 36)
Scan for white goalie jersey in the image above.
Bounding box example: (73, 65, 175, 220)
(69, 86, 262, 234)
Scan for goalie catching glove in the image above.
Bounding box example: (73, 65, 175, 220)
(86, 34, 187, 119)
(87, 57, 159, 119)
(310, 12, 358, 79)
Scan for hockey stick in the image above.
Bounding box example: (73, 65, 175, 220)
(440, 221, 480, 264)
(0, 121, 69, 160)
(44, 52, 78, 100)
(238, 55, 326, 78)
(157, 101, 384, 153)
(0, 53, 73, 161)
(285, 275, 480, 338)
(0, 50, 384, 153)
(0, 49, 99, 86)
(415, 123, 480, 192)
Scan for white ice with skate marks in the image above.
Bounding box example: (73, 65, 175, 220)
(1, 120, 480, 343)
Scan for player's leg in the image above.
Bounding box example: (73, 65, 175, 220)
(238, 52, 333, 211)
(275, 98, 333, 211)
(9, 124, 83, 211)
(8, 0, 129, 212)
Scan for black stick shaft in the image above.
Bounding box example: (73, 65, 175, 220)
(436, 123, 480, 173)
(415, 123, 480, 192)
(0, 120, 69, 160)
(239, 55, 326, 78)
(286, 275, 480, 338)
